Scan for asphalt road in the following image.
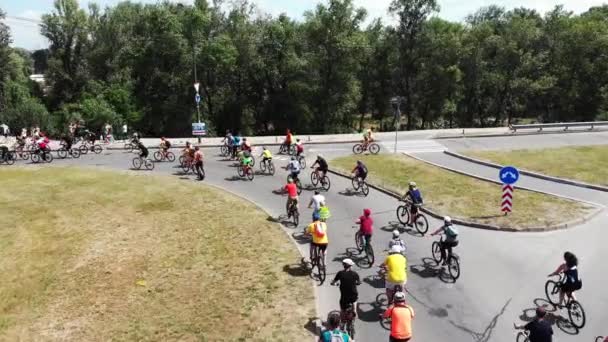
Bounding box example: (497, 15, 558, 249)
(4, 136, 607, 342)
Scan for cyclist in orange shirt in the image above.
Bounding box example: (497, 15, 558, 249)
(382, 291, 414, 342)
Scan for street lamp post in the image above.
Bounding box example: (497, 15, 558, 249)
(390, 96, 403, 154)
(193, 47, 201, 143)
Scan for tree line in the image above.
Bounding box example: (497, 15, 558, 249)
(1, 0, 608, 137)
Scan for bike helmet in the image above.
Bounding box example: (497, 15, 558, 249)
(444, 216, 452, 224)
(390, 245, 402, 254)
(356, 160, 362, 165)
(317, 154, 323, 159)
(342, 258, 354, 266)
(392, 230, 400, 238)
(409, 181, 417, 187)
(394, 291, 406, 303)
(288, 178, 294, 184)
(262, 146, 267, 150)
(327, 311, 341, 327)
(363, 208, 371, 216)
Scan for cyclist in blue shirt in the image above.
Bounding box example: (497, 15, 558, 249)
(351, 160, 368, 181)
(231, 133, 242, 158)
(403, 181, 423, 226)
(319, 311, 350, 342)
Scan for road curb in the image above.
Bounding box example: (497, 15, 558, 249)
(328, 161, 603, 233)
(432, 127, 608, 140)
(444, 150, 608, 193)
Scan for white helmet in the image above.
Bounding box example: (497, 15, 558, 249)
(342, 258, 354, 266)
(394, 291, 406, 303)
(392, 230, 400, 238)
(390, 245, 403, 254)
(409, 181, 417, 187)
(444, 216, 452, 224)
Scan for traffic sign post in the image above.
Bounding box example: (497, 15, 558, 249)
(499, 166, 519, 214)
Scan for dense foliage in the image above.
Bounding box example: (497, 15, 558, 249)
(2, 0, 608, 136)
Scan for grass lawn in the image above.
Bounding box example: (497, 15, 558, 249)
(0, 167, 313, 341)
(332, 155, 593, 229)
(464, 145, 608, 186)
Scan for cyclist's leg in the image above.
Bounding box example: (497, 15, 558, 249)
(319, 243, 327, 267)
(439, 241, 447, 264)
(365, 234, 372, 249)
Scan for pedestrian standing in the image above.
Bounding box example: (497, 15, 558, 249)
(194, 146, 204, 180)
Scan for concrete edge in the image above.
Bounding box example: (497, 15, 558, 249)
(444, 150, 608, 193)
(432, 127, 608, 140)
(328, 159, 603, 233)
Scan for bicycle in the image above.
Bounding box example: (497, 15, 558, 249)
(351, 175, 369, 196)
(307, 239, 326, 283)
(310, 168, 331, 191)
(596, 337, 606, 342)
(57, 142, 81, 159)
(287, 200, 299, 226)
(279, 142, 296, 155)
(396, 200, 429, 234)
(287, 174, 303, 195)
(79, 141, 103, 154)
(431, 237, 460, 281)
(259, 158, 276, 175)
(297, 154, 306, 168)
(132, 155, 154, 170)
(220, 143, 231, 157)
(153, 150, 176, 162)
(545, 274, 586, 329)
(13, 144, 30, 160)
(375, 268, 405, 307)
(237, 163, 254, 181)
(516, 330, 529, 342)
(180, 158, 197, 174)
(0, 150, 16, 165)
(354, 226, 374, 266)
(353, 141, 380, 155)
(328, 299, 356, 339)
(31, 148, 53, 163)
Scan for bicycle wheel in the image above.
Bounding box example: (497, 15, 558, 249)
(220, 145, 229, 156)
(179, 155, 185, 165)
(44, 152, 53, 163)
(181, 162, 192, 174)
(544, 280, 560, 305)
(516, 332, 530, 342)
(355, 231, 363, 252)
(143, 159, 153, 170)
(432, 241, 442, 264)
(197, 167, 206, 180)
(361, 182, 370, 196)
(352, 177, 360, 190)
(596, 337, 605, 342)
(352, 144, 363, 154)
(153, 151, 162, 161)
(79, 145, 88, 154)
(57, 148, 67, 159)
(346, 320, 355, 340)
(296, 179, 302, 195)
(31, 153, 40, 163)
(166, 152, 176, 162)
(567, 300, 586, 329)
(298, 156, 306, 168)
(132, 158, 142, 169)
(250, 156, 256, 167)
(71, 148, 81, 158)
(20, 151, 30, 160)
(310, 172, 319, 186)
(365, 244, 375, 265)
(259, 160, 267, 172)
(447, 255, 460, 280)
(414, 214, 429, 235)
(288, 145, 296, 155)
(317, 255, 326, 283)
(93, 144, 102, 154)
(321, 176, 331, 191)
(376, 292, 388, 307)
(369, 143, 380, 154)
(246, 167, 254, 181)
(237, 166, 245, 177)
(293, 209, 299, 226)
(396, 205, 410, 225)
(268, 162, 275, 175)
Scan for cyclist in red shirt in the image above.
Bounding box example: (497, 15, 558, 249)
(194, 147, 204, 180)
(284, 179, 299, 216)
(356, 208, 373, 249)
(295, 138, 304, 156)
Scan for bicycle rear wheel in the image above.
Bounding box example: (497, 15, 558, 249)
(166, 152, 176, 162)
(414, 214, 429, 235)
(365, 244, 375, 265)
(246, 168, 254, 181)
(352, 177, 360, 190)
(259, 160, 267, 172)
(288, 145, 296, 155)
(57, 148, 67, 159)
(220, 145, 229, 156)
(361, 182, 369, 196)
(516, 332, 530, 342)
(132, 158, 142, 169)
(6, 152, 16, 165)
(369, 143, 380, 154)
(296, 179, 302, 194)
(447, 255, 460, 280)
(182, 162, 192, 174)
(321, 176, 331, 191)
(179, 155, 185, 165)
(396, 205, 410, 225)
(544, 280, 560, 305)
(71, 148, 81, 158)
(346, 320, 355, 340)
(268, 162, 275, 175)
(292, 209, 299, 226)
(355, 231, 363, 252)
(79, 145, 88, 154)
(153, 151, 162, 161)
(144, 159, 154, 170)
(317, 255, 326, 284)
(93, 144, 102, 154)
(568, 300, 586, 329)
(31, 153, 40, 163)
(352, 144, 363, 154)
(44, 152, 53, 163)
(298, 156, 306, 168)
(431, 241, 442, 264)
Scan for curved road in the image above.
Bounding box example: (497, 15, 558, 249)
(7, 132, 608, 342)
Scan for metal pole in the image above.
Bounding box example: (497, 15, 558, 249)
(394, 105, 400, 154)
(193, 47, 201, 143)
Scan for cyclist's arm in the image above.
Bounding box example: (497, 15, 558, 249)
(382, 306, 393, 319)
(549, 263, 566, 276)
(430, 226, 444, 236)
(330, 272, 341, 285)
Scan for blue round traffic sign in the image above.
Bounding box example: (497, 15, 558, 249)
(195, 94, 201, 104)
(499, 166, 519, 185)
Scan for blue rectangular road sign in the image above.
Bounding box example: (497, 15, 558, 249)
(192, 122, 207, 136)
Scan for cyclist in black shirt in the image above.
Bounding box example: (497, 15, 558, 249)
(331, 258, 361, 313)
(514, 307, 553, 342)
(312, 154, 329, 177)
(137, 141, 149, 158)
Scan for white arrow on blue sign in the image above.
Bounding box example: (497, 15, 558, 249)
(499, 166, 520, 185)
(195, 94, 201, 104)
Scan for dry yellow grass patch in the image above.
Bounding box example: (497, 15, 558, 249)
(0, 167, 313, 341)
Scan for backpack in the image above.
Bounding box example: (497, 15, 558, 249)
(314, 222, 326, 238)
(329, 330, 345, 342)
(445, 224, 458, 238)
(165, 140, 171, 148)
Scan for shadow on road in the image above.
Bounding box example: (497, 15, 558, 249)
(338, 189, 365, 197)
(357, 301, 384, 323)
(224, 176, 246, 181)
(362, 274, 384, 289)
(282, 262, 309, 277)
(517, 298, 581, 336)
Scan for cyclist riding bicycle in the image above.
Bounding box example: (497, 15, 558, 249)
(382, 291, 415, 342)
(242, 137, 252, 153)
(36, 133, 50, 159)
(382, 245, 407, 304)
(232, 133, 242, 157)
(331, 258, 361, 318)
(287, 156, 301, 181)
(136, 141, 149, 159)
(260, 146, 273, 164)
(514, 307, 553, 342)
(403, 181, 423, 226)
(61, 134, 73, 151)
(548, 251, 582, 307)
(389, 230, 407, 255)
(312, 154, 329, 178)
(363, 127, 373, 148)
(305, 212, 329, 266)
(284, 129, 293, 147)
(319, 311, 350, 342)
(308, 190, 326, 221)
(356, 208, 373, 249)
(241, 151, 254, 170)
(351, 160, 368, 182)
(85, 130, 96, 144)
(194, 146, 204, 180)
(295, 138, 304, 156)
(430, 216, 459, 265)
(284, 179, 299, 215)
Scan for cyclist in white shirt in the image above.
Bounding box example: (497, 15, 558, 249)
(308, 190, 326, 221)
(287, 156, 301, 181)
(388, 230, 407, 255)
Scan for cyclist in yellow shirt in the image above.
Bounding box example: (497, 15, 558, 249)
(381, 245, 407, 304)
(305, 213, 328, 266)
(260, 146, 272, 165)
